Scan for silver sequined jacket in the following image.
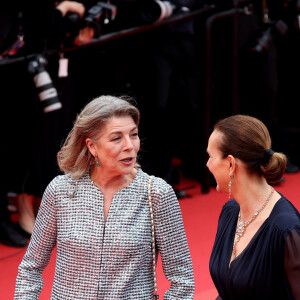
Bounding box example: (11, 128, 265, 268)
(14, 168, 195, 299)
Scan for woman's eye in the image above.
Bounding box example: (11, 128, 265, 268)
(131, 133, 138, 137)
(112, 137, 121, 141)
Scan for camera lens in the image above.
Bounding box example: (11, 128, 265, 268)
(33, 71, 62, 113)
(28, 56, 62, 113)
(140, 0, 174, 23)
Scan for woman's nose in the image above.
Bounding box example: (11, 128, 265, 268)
(123, 136, 133, 150)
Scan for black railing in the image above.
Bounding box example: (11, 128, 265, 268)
(0, 5, 217, 67)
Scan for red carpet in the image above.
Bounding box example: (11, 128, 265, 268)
(1, 172, 299, 299)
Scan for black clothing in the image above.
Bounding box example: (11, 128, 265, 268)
(0, 2, 75, 199)
(210, 196, 300, 300)
(129, 26, 202, 184)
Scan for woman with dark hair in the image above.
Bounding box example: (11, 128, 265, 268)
(207, 114, 300, 299)
(14, 95, 194, 299)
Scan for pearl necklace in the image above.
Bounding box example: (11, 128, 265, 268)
(232, 187, 275, 259)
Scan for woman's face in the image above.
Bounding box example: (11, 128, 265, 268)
(206, 130, 230, 193)
(88, 116, 140, 177)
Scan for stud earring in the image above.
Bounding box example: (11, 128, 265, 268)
(228, 173, 232, 199)
(95, 156, 100, 167)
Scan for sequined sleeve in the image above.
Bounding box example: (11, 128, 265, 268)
(14, 177, 58, 299)
(284, 228, 300, 298)
(152, 178, 195, 299)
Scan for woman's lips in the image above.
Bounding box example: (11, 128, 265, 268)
(120, 157, 134, 165)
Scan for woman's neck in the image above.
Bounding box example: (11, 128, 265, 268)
(90, 167, 137, 193)
(233, 176, 272, 221)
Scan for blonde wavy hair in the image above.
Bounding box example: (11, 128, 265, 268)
(57, 95, 140, 179)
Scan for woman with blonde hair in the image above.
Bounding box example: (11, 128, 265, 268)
(14, 95, 194, 299)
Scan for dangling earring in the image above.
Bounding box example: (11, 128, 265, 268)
(228, 173, 232, 199)
(95, 156, 100, 167)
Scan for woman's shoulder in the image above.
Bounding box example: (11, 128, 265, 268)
(138, 168, 173, 195)
(269, 195, 300, 236)
(216, 199, 239, 222)
(42, 174, 68, 193)
(43, 172, 91, 200)
(45, 173, 88, 192)
(47, 173, 73, 186)
(222, 199, 240, 212)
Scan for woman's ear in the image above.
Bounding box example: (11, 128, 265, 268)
(86, 138, 95, 156)
(227, 155, 236, 174)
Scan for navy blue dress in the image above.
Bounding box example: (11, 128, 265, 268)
(209, 195, 300, 300)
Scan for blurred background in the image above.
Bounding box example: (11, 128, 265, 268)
(1, 0, 300, 297)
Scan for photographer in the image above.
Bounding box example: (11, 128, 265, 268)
(0, 0, 97, 246)
(18, 0, 97, 234)
(117, 0, 202, 195)
(54, 0, 96, 46)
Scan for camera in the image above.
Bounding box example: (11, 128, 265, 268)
(64, 1, 117, 41)
(28, 55, 62, 113)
